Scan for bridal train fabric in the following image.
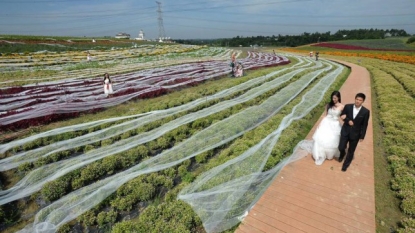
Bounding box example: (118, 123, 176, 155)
(1, 57, 345, 233)
(312, 108, 342, 165)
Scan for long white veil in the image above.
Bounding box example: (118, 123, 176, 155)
(0, 56, 343, 233)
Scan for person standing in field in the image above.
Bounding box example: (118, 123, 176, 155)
(234, 62, 244, 77)
(87, 52, 92, 62)
(103, 73, 114, 97)
(311, 91, 344, 165)
(230, 54, 236, 77)
(338, 93, 370, 172)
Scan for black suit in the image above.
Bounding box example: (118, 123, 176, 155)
(338, 104, 370, 170)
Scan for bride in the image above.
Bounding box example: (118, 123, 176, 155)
(103, 73, 114, 97)
(312, 91, 344, 165)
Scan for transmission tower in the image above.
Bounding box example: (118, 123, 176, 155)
(156, 1, 166, 42)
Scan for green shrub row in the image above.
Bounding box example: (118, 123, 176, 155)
(379, 65, 415, 98)
(111, 200, 201, 233)
(368, 63, 415, 232)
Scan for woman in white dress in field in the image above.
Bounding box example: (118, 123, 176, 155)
(103, 73, 114, 97)
(87, 52, 92, 62)
(234, 63, 244, 77)
(312, 91, 344, 165)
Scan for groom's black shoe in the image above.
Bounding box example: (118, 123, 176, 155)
(341, 167, 347, 172)
(338, 156, 344, 163)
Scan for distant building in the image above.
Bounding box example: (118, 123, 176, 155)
(115, 33, 131, 39)
(135, 29, 145, 40)
(159, 37, 172, 43)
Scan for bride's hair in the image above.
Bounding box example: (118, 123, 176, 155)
(103, 73, 112, 83)
(327, 91, 341, 111)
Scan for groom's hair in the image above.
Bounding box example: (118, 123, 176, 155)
(355, 93, 366, 100)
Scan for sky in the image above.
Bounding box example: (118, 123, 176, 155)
(0, 0, 414, 39)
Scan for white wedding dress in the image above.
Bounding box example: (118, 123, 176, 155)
(104, 79, 113, 96)
(312, 108, 342, 165)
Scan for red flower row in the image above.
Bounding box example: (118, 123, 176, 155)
(312, 42, 415, 52)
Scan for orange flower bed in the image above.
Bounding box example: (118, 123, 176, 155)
(281, 48, 415, 65)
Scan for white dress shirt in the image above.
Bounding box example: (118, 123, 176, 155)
(353, 105, 362, 119)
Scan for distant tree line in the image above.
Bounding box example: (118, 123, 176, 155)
(175, 28, 410, 47)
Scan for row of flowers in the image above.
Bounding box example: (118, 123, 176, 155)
(281, 48, 415, 65)
(312, 42, 415, 52)
(368, 60, 415, 231)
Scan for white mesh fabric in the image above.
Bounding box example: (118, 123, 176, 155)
(0, 57, 344, 233)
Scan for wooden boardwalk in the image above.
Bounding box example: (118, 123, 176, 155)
(235, 60, 376, 233)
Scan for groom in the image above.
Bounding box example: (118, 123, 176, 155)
(338, 93, 370, 172)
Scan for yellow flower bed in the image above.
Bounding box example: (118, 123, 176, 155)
(281, 48, 415, 65)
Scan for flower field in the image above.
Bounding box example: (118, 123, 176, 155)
(312, 42, 415, 52)
(2, 35, 414, 232)
(0, 44, 226, 87)
(363, 59, 415, 232)
(318, 38, 415, 50)
(0, 36, 141, 54)
(0, 50, 289, 131)
(282, 47, 415, 65)
(0, 48, 348, 233)
(0, 43, 201, 68)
